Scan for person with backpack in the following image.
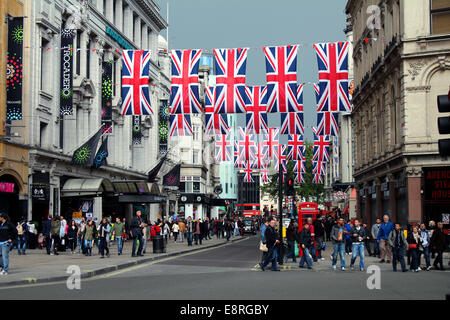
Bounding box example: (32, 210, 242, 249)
(98, 218, 111, 258)
(388, 223, 409, 272)
(284, 221, 298, 263)
(16, 217, 29, 255)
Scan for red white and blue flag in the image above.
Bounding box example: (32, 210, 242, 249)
(287, 134, 305, 161)
(245, 86, 268, 134)
(281, 112, 304, 135)
(313, 41, 351, 113)
(263, 45, 300, 113)
(274, 144, 287, 172)
(169, 49, 203, 114)
(169, 114, 193, 137)
(260, 166, 271, 183)
(215, 134, 232, 162)
(214, 48, 249, 114)
(296, 83, 305, 112)
(312, 173, 323, 184)
(263, 127, 279, 161)
(233, 140, 242, 168)
(204, 86, 229, 135)
(121, 50, 153, 115)
(312, 160, 326, 176)
(293, 160, 305, 184)
(315, 83, 339, 136)
(251, 142, 269, 169)
(313, 128, 330, 162)
(237, 127, 256, 163)
(243, 161, 254, 183)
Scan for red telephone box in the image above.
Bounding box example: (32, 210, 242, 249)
(298, 202, 319, 231)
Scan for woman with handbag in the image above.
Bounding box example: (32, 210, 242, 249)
(407, 225, 422, 272)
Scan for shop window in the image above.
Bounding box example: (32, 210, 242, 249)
(39, 122, 48, 148)
(193, 182, 200, 193)
(431, 0, 450, 34)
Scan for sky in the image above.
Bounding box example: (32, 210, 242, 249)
(155, 0, 348, 141)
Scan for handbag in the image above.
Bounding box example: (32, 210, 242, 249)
(409, 243, 417, 249)
(259, 241, 268, 252)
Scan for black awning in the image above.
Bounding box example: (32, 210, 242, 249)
(118, 195, 165, 203)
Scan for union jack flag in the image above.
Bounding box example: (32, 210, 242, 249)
(287, 134, 305, 161)
(264, 45, 300, 113)
(274, 144, 287, 172)
(169, 114, 193, 137)
(316, 111, 339, 136)
(251, 142, 269, 169)
(312, 173, 323, 184)
(237, 127, 256, 163)
(312, 160, 326, 176)
(263, 128, 279, 161)
(245, 86, 268, 134)
(313, 41, 351, 112)
(204, 87, 229, 135)
(169, 49, 203, 114)
(242, 161, 254, 183)
(121, 50, 153, 115)
(214, 48, 249, 114)
(233, 140, 242, 168)
(260, 166, 271, 183)
(293, 160, 305, 184)
(281, 112, 304, 135)
(215, 134, 232, 162)
(296, 83, 305, 112)
(313, 127, 330, 162)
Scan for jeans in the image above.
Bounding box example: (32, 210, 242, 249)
(410, 249, 420, 270)
(373, 239, 380, 256)
(186, 232, 193, 246)
(84, 239, 93, 255)
(332, 242, 346, 268)
(350, 243, 365, 270)
(226, 230, 231, 241)
(99, 237, 109, 257)
(17, 236, 27, 254)
(132, 234, 143, 255)
(315, 236, 324, 258)
(261, 246, 278, 270)
(419, 246, 430, 268)
(310, 240, 318, 262)
(194, 234, 202, 245)
(0, 242, 11, 272)
(178, 231, 184, 243)
(299, 247, 313, 268)
(345, 238, 352, 254)
(233, 228, 239, 237)
(142, 238, 148, 253)
(285, 240, 297, 262)
(392, 247, 407, 271)
(115, 237, 123, 254)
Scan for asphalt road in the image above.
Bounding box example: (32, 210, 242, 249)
(0, 236, 448, 300)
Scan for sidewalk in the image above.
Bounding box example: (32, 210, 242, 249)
(0, 235, 248, 287)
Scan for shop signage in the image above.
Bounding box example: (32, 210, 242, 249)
(424, 167, 450, 202)
(0, 182, 15, 193)
(31, 184, 49, 201)
(106, 26, 133, 50)
(442, 213, 449, 224)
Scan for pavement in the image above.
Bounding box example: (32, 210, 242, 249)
(0, 234, 247, 287)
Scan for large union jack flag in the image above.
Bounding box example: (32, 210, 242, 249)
(313, 128, 330, 162)
(287, 134, 305, 161)
(121, 50, 153, 115)
(215, 134, 232, 162)
(169, 114, 193, 137)
(214, 48, 249, 114)
(251, 142, 269, 169)
(293, 160, 305, 184)
(245, 86, 268, 134)
(237, 127, 256, 163)
(169, 49, 203, 114)
(281, 112, 304, 135)
(263, 127, 279, 160)
(242, 161, 254, 183)
(313, 41, 351, 113)
(263, 45, 300, 113)
(315, 84, 339, 136)
(204, 86, 229, 135)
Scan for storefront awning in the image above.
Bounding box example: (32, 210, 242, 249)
(112, 181, 150, 194)
(61, 178, 115, 197)
(118, 195, 165, 203)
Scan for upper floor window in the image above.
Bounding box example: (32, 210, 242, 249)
(431, 0, 450, 34)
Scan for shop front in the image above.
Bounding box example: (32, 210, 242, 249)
(178, 194, 211, 220)
(423, 167, 450, 231)
(0, 175, 24, 222)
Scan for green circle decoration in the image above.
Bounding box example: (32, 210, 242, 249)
(12, 25, 23, 44)
(102, 76, 113, 99)
(73, 146, 91, 164)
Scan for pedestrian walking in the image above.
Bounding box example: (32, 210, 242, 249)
(388, 223, 408, 272)
(313, 217, 325, 260)
(406, 225, 422, 272)
(377, 215, 394, 263)
(259, 217, 281, 272)
(371, 218, 382, 257)
(297, 222, 313, 269)
(98, 218, 111, 258)
(344, 220, 352, 255)
(83, 220, 95, 256)
(67, 220, 78, 254)
(50, 217, 60, 255)
(16, 217, 29, 255)
(418, 223, 432, 271)
(350, 219, 368, 271)
(331, 217, 348, 271)
(0, 213, 17, 276)
(284, 221, 297, 263)
(78, 217, 86, 254)
(259, 219, 269, 263)
(186, 217, 194, 246)
(427, 220, 437, 259)
(225, 219, 233, 241)
(172, 221, 179, 242)
(130, 211, 145, 257)
(430, 222, 446, 270)
(194, 219, 202, 245)
(111, 217, 125, 255)
(178, 219, 185, 243)
(362, 223, 373, 257)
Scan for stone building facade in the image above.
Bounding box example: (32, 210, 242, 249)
(346, 0, 450, 227)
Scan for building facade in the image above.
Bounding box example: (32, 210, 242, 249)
(4, 0, 170, 225)
(347, 0, 450, 227)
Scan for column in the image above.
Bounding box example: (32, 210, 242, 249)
(80, 31, 88, 78)
(388, 174, 397, 222)
(185, 203, 193, 220)
(376, 179, 382, 227)
(356, 188, 361, 220)
(93, 197, 102, 223)
(105, 0, 114, 22)
(141, 26, 148, 50)
(365, 186, 371, 224)
(407, 169, 422, 224)
(134, 16, 141, 48)
(123, 5, 133, 40)
(115, 0, 123, 31)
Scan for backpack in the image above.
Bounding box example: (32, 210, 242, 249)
(17, 222, 24, 236)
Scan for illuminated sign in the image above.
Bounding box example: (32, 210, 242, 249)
(0, 183, 14, 193)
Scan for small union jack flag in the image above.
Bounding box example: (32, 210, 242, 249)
(251, 142, 269, 169)
(264, 45, 300, 113)
(215, 134, 232, 162)
(169, 114, 193, 137)
(245, 86, 268, 134)
(237, 127, 256, 163)
(214, 48, 249, 114)
(287, 134, 305, 161)
(312, 160, 326, 176)
(315, 83, 339, 136)
(293, 160, 305, 184)
(260, 166, 271, 183)
(281, 112, 304, 135)
(313, 41, 351, 113)
(312, 173, 323, 184)
(313, 128, 330, 162)
(121, 50, 153, 115)
(274, 144, 287, 172)
(204, 86, 229, 135)
(169, 49, 203, 114)
(263, 128, 279, 161)
(234, 140, 242, 168)
(296, 83, 305, 112)
(242, 161, 254, 183)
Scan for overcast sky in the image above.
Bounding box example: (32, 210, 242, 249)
(155, 0, 348, 141)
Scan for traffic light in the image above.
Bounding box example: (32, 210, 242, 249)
(437, 94, 450, 156)
(285, 177, 295, 196)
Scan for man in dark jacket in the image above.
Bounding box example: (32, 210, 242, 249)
(431, 222, 447, 270)
(259, 217, 280, 271)
(388, 222, 408, 272)
(42, 215, 52, 255)
(0, 213, 17, 275)
(297, 222, 313, 269)
(130, 211, 144, 257)
(350, 219, 369, 271)
(313, 217, 325, 260)
(331, 217, 348, 271)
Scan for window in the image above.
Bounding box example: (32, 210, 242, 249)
(86, 39, 91, 79)
(193, 126, 200, 141)
(76, 30, 82, 76)
(40, 38, 51, 92)
(193, 182, 200, 193)
(431, 0, 450, 34)
(39, 122, 48, 148)
(193, 150, 199, 164)
(179, 182, 186, 193)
